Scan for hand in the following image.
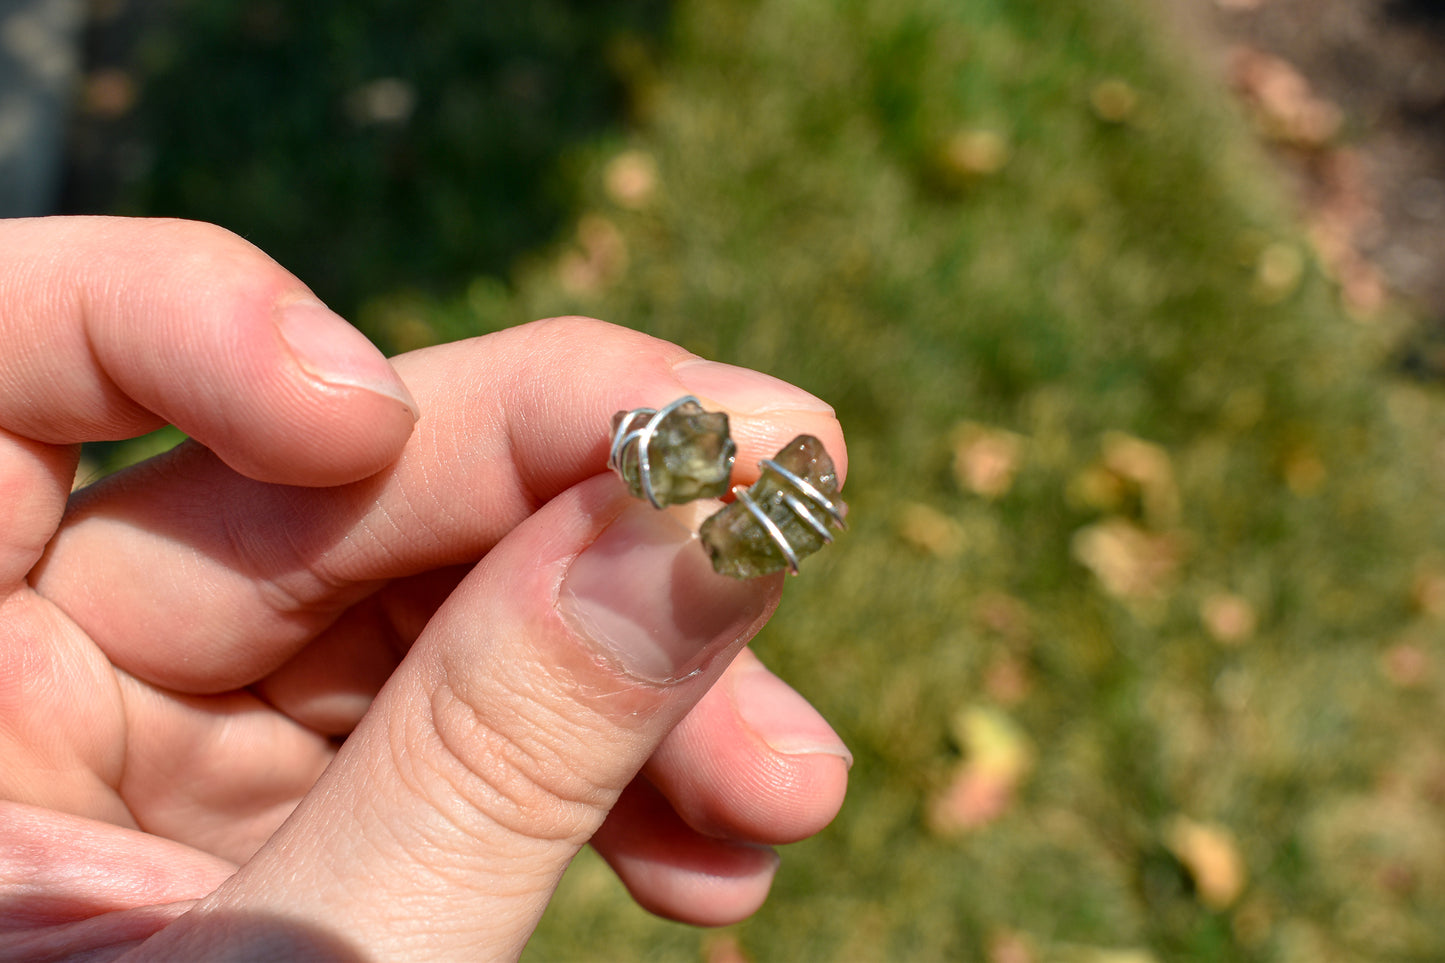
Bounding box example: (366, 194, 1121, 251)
(0, 217, 851, 960)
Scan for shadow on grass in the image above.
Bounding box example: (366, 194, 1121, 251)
(115, 0, 670, 348)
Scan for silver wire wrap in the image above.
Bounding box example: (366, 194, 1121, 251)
(732, 457, 847, 574)
(607, 395, 703, 510)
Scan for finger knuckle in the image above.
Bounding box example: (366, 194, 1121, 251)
(402, 671, 613, 847)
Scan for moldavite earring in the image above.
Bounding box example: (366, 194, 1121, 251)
(608, 398, 847, 578)
(608, 395, 736, 509)
(699, 434, 847, 578)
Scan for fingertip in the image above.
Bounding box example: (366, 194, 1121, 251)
(669, 359, 835, 417)
(613, 842, 780, 928)
(593, 780, 780, 927)
(1, 216, 418, 487)
(728, 648, 853, 768)
(193, 287, 420, 487)
(273, 298, 419, 421)
(670, 358, 849, 487)
(644, 651, 852, 845)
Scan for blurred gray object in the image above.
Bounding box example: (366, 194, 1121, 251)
(0, 0, 83, 217)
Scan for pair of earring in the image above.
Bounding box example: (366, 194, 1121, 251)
(608, 395, 847, 578)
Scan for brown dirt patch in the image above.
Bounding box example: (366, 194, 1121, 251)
(1160, 0, 1445, 340)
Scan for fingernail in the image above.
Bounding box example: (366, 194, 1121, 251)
(559, 501, 776, 684)
(672, 359, 834, 416)
(276, 298, 419, 420)
(731, 651, 853, 766)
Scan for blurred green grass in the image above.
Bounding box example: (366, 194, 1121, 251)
(108, 0, 1445, 959)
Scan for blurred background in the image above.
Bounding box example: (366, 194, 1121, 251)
(9, 0, 1445, 958)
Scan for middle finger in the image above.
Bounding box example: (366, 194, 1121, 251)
(32, 319, 846, 693)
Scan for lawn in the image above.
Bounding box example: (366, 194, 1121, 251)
(103, 0, 1445, 958)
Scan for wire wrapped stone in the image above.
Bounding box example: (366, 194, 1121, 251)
(700, 434, 847, 578)
(608, 395, 737, 509)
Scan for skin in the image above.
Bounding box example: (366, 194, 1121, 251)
(0, 217, 851, 961)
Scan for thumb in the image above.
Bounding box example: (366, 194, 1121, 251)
(136, 474, 780, 961)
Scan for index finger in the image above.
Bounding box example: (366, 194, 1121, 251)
(0, 217, 417, 483)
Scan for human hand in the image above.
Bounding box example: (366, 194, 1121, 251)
(0, 217, 851, 960)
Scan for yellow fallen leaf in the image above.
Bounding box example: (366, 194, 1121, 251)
(930, 707, 1034, 835)
(950, 705, 1034, 780)
(1252, 242, 1305, 304)
(953, 423, 1026, 498)
(898, 502, 966, 559)
(983, 655, 1032, 706)
(1072, 519, 1183, 601)
(1165, 817, 1248, 910)
(603, 149, 659, 210)
(1200, 592, 1258, 645)
(1090, 79, 1139, 123)
(558, 214, 629, 296)
(1101, 432, 1179, 528)
(1382, 641, 1430, 689)
(1412, 565, 1445, 619)
(936, 128, 1011, 185)
(1231, 47, 1343, 148)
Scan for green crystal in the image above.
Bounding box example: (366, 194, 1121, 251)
(700, 434, 847, 578)
(610, 399, 736, 507)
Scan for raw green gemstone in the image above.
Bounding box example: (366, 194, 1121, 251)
(700, 434, 847, 578)
(610, 399, 736, 507)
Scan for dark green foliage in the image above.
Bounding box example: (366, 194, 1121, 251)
(126, 0, 669, 326)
